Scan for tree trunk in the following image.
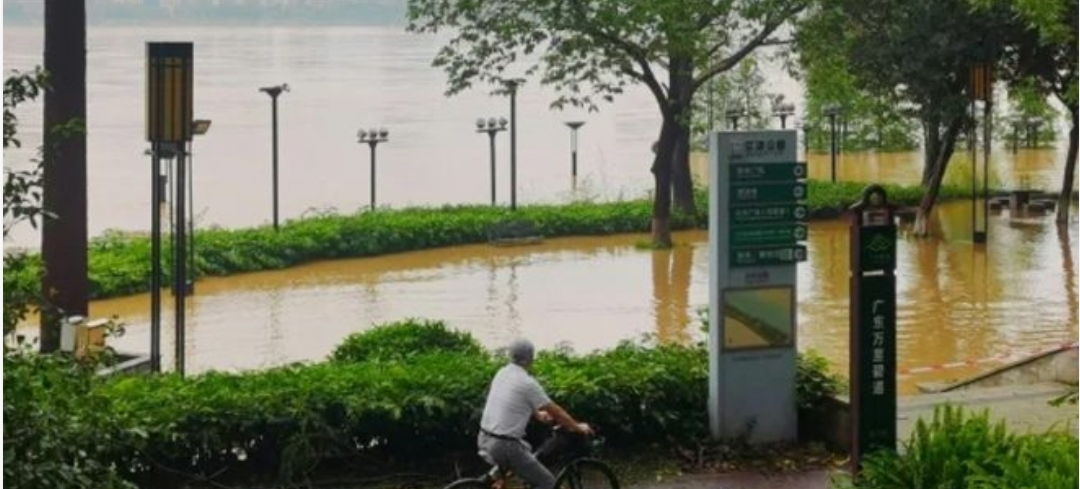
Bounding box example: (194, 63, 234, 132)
(1056, 105, 1078, 224)
(669, 59, 696, 217)
(40, 0, 88, 352)
(921, 114, 941, 186)
(652, 118, 677, 247)
(914, 117, 963, 237)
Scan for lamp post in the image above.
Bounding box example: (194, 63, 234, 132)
(185, 119, 211, 297)
(565, 121, 585, 181)
(504, 80, 521, 211)
(726, 107, 745, 131)
(259, 83, 289, 230)
(824, 102, 842, 182)
(1025, 117, 1041, 149)
(772, 101, 796, 129)
(1011, 118, 1022, 153)
(477, 117, 508, 206)
(357, 127, 389, 211)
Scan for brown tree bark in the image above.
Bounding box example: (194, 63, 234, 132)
(914, 116, 964, 237)
(40, 0, 88, 352)
(921, 113, 941, 186)
(652, 118, 677, 247)
(1056, 105, 1078, 224)
(669, 57, 696, 218)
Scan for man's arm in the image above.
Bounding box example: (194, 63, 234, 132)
(539, 402, 593, 435)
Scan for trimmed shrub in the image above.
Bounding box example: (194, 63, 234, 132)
(3, 180, 970, 302)
(331, 318, 485, 363)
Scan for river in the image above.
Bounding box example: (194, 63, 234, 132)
(2, 25, 1074, 250)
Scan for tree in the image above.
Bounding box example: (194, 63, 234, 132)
(798, 0, 1015, 236)
(40, 0, 88, 352)
(987, 0, 1077, 223)
(406, 0, 805, 246)
(691, 53, 773, 148)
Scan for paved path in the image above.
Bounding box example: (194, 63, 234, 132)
(897, 381, 1077, 438)
(629, 471, 836, 489)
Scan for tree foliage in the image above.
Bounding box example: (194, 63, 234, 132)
(406, 0, 805, 245)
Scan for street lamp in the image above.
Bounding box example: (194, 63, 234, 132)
(504, 79, 521, 211)
(185, 119, 211, 297)
(565, 121, 585, 181)
(259, 83, 289, 230)
(772, 101, 796, 129)
(477, 117, 508, 206)
(726, 107, 745, 131)
(823, 102, 842, 182)
(357, 127, 389, 211)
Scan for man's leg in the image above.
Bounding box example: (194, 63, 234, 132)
(487, 438, 556, 489)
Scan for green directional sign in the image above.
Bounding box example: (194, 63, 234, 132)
(730, 245, 807, 268)
(730, 182, 807, 204)
(730, 204, 809, 225)
(730, 162, 807, 182)
(731, 224, 807, 247)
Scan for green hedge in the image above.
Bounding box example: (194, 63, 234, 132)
(330, 318, 485, 362)
(6, 319, 844, 488)
(3, 181, 967, 301)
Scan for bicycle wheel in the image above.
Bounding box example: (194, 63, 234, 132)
(553, 459, 620, 489)
(443, 478, 494, 489)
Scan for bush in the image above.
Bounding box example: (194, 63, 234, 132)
(331, 318, 485, 363)
(3, 180, 967, 302)
(3, 351, 138, 489)
(839, 405, 1079, 489)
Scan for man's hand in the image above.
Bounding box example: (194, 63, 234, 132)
(574, 422, 594, 436)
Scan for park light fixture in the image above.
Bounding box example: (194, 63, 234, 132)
(258, 83, 289, 231)
(477, 116, 509, 206)
(772, 101, 796, 129)
(823, 102, 843, 183)
(357, 127, 390, 211)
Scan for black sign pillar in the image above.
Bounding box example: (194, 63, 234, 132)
(848, 184, 897, 475)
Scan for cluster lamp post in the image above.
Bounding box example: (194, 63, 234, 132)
(357, 127, 389, 211)
(772, 101, 796, 129)
(477, 117, 508, 206)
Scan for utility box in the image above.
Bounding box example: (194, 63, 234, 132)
(60, 316, 110, 359)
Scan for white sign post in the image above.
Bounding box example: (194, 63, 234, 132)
(707, 130, 806, 441)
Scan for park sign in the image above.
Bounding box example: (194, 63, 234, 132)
(707, 130, 804, 443)
(848, 185, 898, 476)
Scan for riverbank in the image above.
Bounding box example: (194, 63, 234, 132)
(4, 180, 973, 302)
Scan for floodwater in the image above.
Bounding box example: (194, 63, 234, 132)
(2, 25, 1075, 250)
(55, 201, 1076, 394)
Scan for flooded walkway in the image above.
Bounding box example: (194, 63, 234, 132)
(67, 201, 1078, 394)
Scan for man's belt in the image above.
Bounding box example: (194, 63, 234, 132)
(480, 428, 520, 441)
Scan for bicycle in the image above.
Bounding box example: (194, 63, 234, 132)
(443, 426, 620, 489)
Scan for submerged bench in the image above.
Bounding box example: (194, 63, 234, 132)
(487, 219, 544, 247)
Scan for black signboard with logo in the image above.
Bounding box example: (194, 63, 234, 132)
(848, 185, 897, 476)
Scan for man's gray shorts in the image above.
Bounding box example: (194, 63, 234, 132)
(478, 432, 556, 489)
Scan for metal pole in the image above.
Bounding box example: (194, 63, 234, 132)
(271, 94, 280, 230)
(369, 142, 377, 211)
(174, 144, 187, 376)
(571, 133, 578, 179)
(982, 97, 992, 241)
(509, 83, 518, 211)
(970, 98, 977, 243)
(489, 131, 497, 206)
(150, 145, 161, 373)
(187, 148, 195, 294)
(830, 115, 837, 182)
(780, 114, 788, 129)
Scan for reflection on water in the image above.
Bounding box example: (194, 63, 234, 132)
(63, 201, 1078, 394)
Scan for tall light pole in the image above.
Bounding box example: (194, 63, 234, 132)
(358, 127, 389, 211)
(565, 121, 585, 181)
(824, 102, 842, 182)
(505, 79, 521, 211)
(477, 117, 508, 206)
(259, 83, 289, 230)
(186, 119, 211, 297)
(772, 101, 795, 129)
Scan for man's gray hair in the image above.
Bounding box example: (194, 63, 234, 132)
(508, 339, 535, 366)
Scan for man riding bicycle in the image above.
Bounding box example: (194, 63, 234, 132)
(478, 339, 594, 489)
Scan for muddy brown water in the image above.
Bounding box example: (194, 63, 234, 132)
(25, 201, 1069, 395)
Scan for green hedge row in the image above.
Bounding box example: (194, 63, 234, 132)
(5, 319, 845, 488)
(3, 181, 968, 301)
